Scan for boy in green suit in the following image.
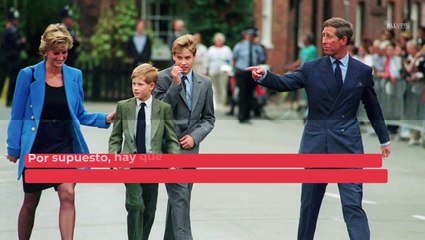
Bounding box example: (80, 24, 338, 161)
(108, 63, 180, 240)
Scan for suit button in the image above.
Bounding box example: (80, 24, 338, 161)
(31, 127, 36, 132)
(342, 115, 345, 118)
(30, 104, 33, 108)
(341, 129, 345, 132)
(31, 116, 35, 120)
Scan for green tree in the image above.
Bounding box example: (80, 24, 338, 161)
(178, 0, 254, 47)
(113, 0, 137, 58)
(0, 0, 74, 64)
(79, 0, 137, 67)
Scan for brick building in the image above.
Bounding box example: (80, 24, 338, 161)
(254, 0, 425, 73)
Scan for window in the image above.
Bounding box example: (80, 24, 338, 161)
(386, 2, 394, 25)
(411, 3, 420, 39)
(355, 2, 365, 46)
(261, 0, 274, 49)
(141, 0, 175, 59)
(323, 0, 332, 22)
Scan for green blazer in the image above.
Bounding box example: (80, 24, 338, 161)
(108, 97, 179, 154)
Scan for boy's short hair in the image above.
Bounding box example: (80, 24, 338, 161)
(131, 63, 158, 84)
(172, 34, 197, 56)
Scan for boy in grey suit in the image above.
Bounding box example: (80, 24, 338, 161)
(154, 34, 215, 240)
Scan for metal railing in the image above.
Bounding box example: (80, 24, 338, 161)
(358, 77, 425, 146)
(79, 60, 171, 102)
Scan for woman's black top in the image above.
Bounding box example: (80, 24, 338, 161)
(40, 83, 71, 120)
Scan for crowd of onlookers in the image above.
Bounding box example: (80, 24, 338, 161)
(349, 28, 425, 146)
(1, 6, 424, 145)
(192, 24, 425, 141)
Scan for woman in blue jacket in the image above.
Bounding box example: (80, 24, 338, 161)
(6, 23, 115, 240)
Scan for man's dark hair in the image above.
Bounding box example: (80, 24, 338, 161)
(323, 17, 353, 46)
(304, 33, 314, 45)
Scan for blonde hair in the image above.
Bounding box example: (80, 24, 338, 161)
(39, 24, 73, 56)
(172, 34, 197, 56)
(131, 63, 158, 84)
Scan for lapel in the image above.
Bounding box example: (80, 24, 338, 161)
(125, 98, 137, 141)
(328, 56, 359, 112)
(30, 61, 46, 123)
(179, 84, 190, 108)
(190, 72, 202, 113)
(125, 98, 161, 142)
(319, 56, 339, 98)
(29, 62, 79, 123)
(173, 68, 190, 108)
(62, 64, 79, 117)
(151, 99, 161, 140)
(339, 56, 358, 95)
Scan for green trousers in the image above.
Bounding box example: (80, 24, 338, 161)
(125, 183, 158, 240)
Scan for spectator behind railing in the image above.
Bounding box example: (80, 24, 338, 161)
(402, 41, 425, 145)
(376, 43, 402, 136)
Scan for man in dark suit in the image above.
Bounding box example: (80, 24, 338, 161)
(246, 17, 391, 240)
(154, 34, 215, 240)
(126, 19, 152, 68)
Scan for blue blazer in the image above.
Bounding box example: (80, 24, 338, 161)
(7, 60, 110, 179)
(260, 56, 390, 154)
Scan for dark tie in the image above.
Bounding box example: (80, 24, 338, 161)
(334, 60, 343, 92)
(248, 42, 253, 66)
(136, 102, 146, 153)
(181, 75, 192, 109)
(181, 75, 187, 92)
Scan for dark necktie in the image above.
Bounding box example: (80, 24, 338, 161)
(181, 75, 192, 109)
(334, 60, 343, 92)
(181, 75, 187, 92)
(136, 102, 146, 153)
(248, 42, 253, 66)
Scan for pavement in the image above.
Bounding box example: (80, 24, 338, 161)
(1, 102, 425, 240)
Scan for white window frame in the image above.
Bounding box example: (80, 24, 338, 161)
(386, 2, 393, 25)
(411, 3, 419, 40)
(261, 0, 274, 49)
(355, 2, 364, 46)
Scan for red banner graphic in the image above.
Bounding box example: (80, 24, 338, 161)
(25, 153, 383, 168)
(23, 153, 388, 183)
(25, 169, 388, 183)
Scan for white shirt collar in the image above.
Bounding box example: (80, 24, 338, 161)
(181, 70, 193, 82)
(136, 95, 153, 108)
(330, 53, 349, 67)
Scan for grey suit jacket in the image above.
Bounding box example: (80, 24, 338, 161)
(108, 97, 180, 155)
(154, 67, 215, 153)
